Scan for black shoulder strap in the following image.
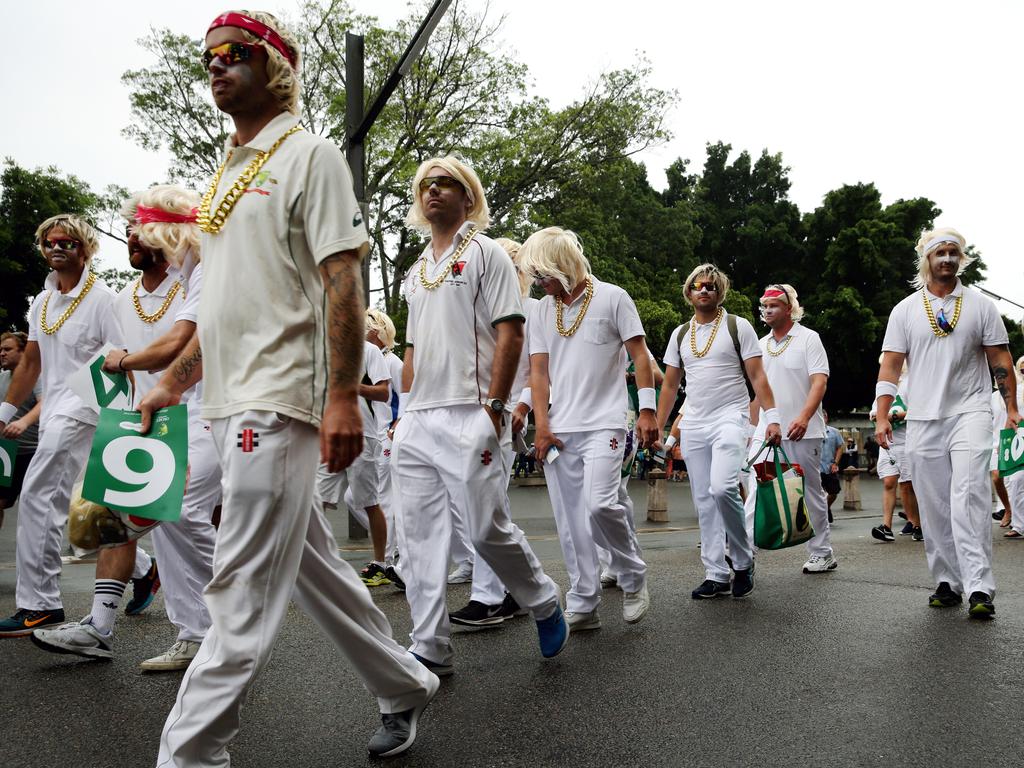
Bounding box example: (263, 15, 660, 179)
(727, 314, 755, 401)
(361, 372, 376, 425)
(677, 320, 691, 392)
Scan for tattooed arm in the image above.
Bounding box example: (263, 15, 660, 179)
(319, 250, 365, 472)
(138, 332, 203, 434)
(986, 344, 1020, 428)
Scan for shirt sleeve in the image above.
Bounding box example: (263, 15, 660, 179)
(303, 139, 370, 264)
(736, 317, 761, 360)
(365, 343, 389, 385)
(528, 298, 549, 356)
(404, 274, 418, 347)
(663, 326, 683, 369)
(99, 293, 125, 349)
(805, 329, 830, 376)
(26, 293, 43, 343)
(881, 301, 909, 353)
(979, 293, 1010, 346)
(480, 241, 525, 326)
(175, 264, 203, 324)
(613, 289, 646, 342)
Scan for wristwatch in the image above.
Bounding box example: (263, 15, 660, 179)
(485, 397, 505, 414)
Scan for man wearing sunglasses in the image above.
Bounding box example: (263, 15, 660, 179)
(655, 264, 781, 600)
(140, 11, 438, 763)
(876, 228, 1018, 618)
(0, 215, 123, 637)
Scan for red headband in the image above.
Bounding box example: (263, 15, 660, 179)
(760, 287, 790, 303)
(208, 12, 298, 69)
(135, 205, 198, 225)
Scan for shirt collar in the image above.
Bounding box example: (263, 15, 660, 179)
(925, 279, 963, 300)
(225, 112, 301, 154)
(135, 272, 178, 299)
(44, 268, 91, 298)
(425, 220, 478, 262)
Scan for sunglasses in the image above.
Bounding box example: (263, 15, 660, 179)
(418, 176, 463, 192)
(201, 41, 261, 70)
(689, 281, 718, 293)
(43, 239, 79, 252)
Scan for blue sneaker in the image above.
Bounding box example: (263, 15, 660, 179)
(411, 652, 454, 677)
(536, 605, 570, 658)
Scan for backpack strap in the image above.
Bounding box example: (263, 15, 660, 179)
(726, 313, 755, 401)
(676, 320, 691, 393)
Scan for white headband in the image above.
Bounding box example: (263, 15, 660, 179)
(925, 236, 961, 255)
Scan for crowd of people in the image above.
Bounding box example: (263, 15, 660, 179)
(1, 10, 1020, 766)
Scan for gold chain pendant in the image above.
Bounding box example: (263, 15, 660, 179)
(418, 228, 479, 290)
(689, 307, 723, 358)
(766, 334, 794, 357)
(197, 125, 303, 234)
(555, 276, 594, 337)
(40, 272, 96, 335)
(922, 290, 962, 337)
(133, 279, 181, 324)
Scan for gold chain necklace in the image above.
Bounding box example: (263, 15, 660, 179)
(922, 289, 962, 337)
(132, 279, 181, 324)
(418, 227, 479, 290)
(555, 277, 594, 337)
(690, 307, 723, 357)
(197, 124, 303, 234)
(40, 272, 96, 335)
(766, 333, 794, 357)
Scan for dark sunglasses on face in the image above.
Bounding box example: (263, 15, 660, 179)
(689, 281, 718, 293)
(43, 239, 79, 252)
(201, 41, 261, 70)
(418, 176, 463, 193)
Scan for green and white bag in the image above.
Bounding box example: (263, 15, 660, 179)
(0, 438, 17, 488)
(749, 443, 813, 550)
(997, 427, 1024, 479)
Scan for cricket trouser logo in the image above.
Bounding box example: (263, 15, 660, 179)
(610, 437, 619, 451)
(480, 450, 492, 466)
(237, 429, 260, 452)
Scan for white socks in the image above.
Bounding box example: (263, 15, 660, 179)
(89, 580, 127, 635)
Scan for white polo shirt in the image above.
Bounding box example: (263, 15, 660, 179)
(403, 224, 524, 412)
(114, 272, 184, 405)
(754, 323, 829, 441)
(529, 277, 645, 433)
(663, 309, 760, 425)
(881, 281, 1007, 421)
(512, 296, 539, 404)
(27, 269, 123, 427)
(360, 341, 391, 440)
(197, 112, 369, 427)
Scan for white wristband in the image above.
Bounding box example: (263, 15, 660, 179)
(763, 408, 780, 425)
(0, 402, 17, 424)
(397, 392, 410, 419)
(875, 380, 899, 401)
(638, 387, 656, 411)
(663, 435, 677, 451)
(518, 387, 533, 412)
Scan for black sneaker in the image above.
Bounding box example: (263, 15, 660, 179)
(911, 527, 924, 542)
(732, 568, 754, 598)
(0, 608, 66, 638)
(899, 522, 915, 536)
(691, 579, 731, 600)
(360, 562, 392, 588)
(385, 565, 406, 592)
(968, 592, 995, 619)
(871, 524, 895, 542)
(992, 509, 1005, 521)
(449, 600, 507, 629)
(125, 560, 160, 616)
(897, 511, 908, 521)
(928, 582, 963, 608)
(494, 592, 527, 619)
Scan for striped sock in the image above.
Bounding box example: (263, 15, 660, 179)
(89, 580, 127, 635)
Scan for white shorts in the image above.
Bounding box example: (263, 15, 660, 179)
(878, 441, 911, 483)
(317, 436, 381, 509)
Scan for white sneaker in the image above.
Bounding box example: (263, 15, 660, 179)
(622, 584, 650, 624)
(599, 569, 618, 587)
(30, 617, 113, 659)
(140, 639, 201, 671)
(564, 609, 601, 631)
(802, 554, 838, 574)
(447, 562, 473, 584)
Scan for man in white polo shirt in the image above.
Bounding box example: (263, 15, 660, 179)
(0, 214, 123, 637)
(656, 264, 781, 600)
(393, 156, 568, 674)
(139, 12, 437, 762)
(520, 226, 654, 630)
(876, 227, 1018, 619)
(746, 283, 836, 573)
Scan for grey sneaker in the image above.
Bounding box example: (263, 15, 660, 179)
(367, 672, 440, 757)
(140, 639, 201, 672)
(802, 554, 838, 574)
(446, 562, 473, 584)
(564, 609, 601, 631)
(30, 618, 113, 660)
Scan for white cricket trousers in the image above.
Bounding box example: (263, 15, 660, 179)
(150, 414, 219, 643)
(683, 415, 753, 582)
(907, 411, 995, 597)
(1007, 471, 1024, 536)
(391, 405, 559, 664)
(544, 429, 647, 614)
(15, 414, 94, 610)
(468, 447, 517, 606)
(743, 438, 833, 557)
(157, 411, 434, 768)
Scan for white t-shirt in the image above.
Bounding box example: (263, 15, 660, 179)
(27, 269, 123, 427)
(664, 310, 760, 424)
(754, 323, 829, 440)
(529, 278, 645, 433)
(360, 341, 391, 440)
(198, 112, 369, 426)
(114, 273, 185, 405)
(881, 282, 1008, 421)
(512, 296, 539, 404)
(403, 223, 524, 412)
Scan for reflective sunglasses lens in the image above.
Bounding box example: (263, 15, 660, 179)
(202, 42, 251, 68)
(419, 176, 460, 192)
(46, 239, 78, 251)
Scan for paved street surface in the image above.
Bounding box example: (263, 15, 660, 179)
(3, 476, 1023, 767)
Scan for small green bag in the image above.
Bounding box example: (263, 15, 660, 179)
(997, 427, 1024, 479)
(750, 443, 813, 550)
(0, 438, 17, 488)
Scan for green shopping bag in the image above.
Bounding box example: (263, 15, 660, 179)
(997, 427, 1024, 479)
(0, 438, 17, 488)
(749, 443, 813, 550)
(81, 406, 189, 522)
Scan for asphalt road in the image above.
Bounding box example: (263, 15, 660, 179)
(2, 476, 1023, 768)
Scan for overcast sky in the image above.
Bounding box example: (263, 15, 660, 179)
(4, 1, 1022, 321)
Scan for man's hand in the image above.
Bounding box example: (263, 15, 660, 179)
(786, 416, 809, 442)
(765, 422, 783, 446)
(636, 410, 658, 448)
(511, 403, 529, 435)
(875, 415, 893, 450)
(533, 426, 564, 461)
(3, 418, 29, 439)
(321, 395, 363, 473)
(138, 385, 181, 434)
(1007, 405, 1021, 431)
(484, 406, 502, 440)
(103, 348, 129, 373)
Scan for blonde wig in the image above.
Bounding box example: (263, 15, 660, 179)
(760, 283, 804, 322)
(405, 156, 490, 233)
(517, 227, 591, 296)
(1016, 354, 1024, 379)
(912, 227, 972, 290)
(494, 237, 529, 297)
(35, 214, 100, 263)
(682, 263, 730, 307)
(228, 10, 302, 114)
(365, 308, 397, 352)
(121, 185, 202, 269)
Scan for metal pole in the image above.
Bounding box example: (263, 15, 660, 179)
(345, 32, 371, 308)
